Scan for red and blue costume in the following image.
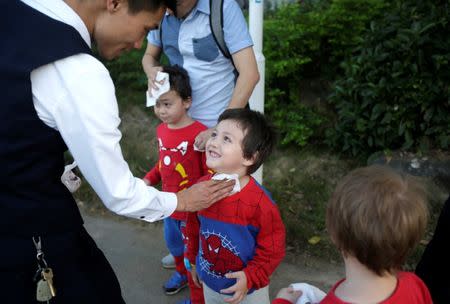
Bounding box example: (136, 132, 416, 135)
(144, 121, 208, 303)
(186, 174, 286, 295)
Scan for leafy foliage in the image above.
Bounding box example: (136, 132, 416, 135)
(264, 0, 387, 147)
(327, 0, 450, 156)
(103, 46, 148, 92)
(266, 89, 323, 147)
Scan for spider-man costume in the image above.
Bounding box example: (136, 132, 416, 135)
(186, 174, 286, 294)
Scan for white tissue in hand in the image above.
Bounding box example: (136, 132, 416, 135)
(212, 173, 241, 194)
(61, 161, 81, 193)
(289, 283, 326, 304)
(146, 71, 170, 107)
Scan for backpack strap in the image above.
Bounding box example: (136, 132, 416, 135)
(158, 19, 163, 50)
(210, 0, 232, 60)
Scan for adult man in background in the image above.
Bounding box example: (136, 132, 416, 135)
(0, 0, 233, 303)
(142, 0, 260, 147)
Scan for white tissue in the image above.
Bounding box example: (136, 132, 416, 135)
(212, 173, 241, 194)
(146, 71, 170, 107)
(290, 283, 326, 304)
(61, 161, 81, 193)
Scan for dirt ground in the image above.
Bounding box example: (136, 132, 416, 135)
(81, 208, 343, 304)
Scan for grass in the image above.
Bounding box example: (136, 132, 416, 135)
(264, 148, 357, 262)
(74, 88, 449, 267)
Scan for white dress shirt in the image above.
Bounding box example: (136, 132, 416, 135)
(22, 0, 177, 222)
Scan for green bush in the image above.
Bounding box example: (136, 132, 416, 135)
(266, 89, 323, 147)
(263, 0, 387, 147)
(103, 46, 148, 92)
(101, 42, 169, 93)
(327, 0, 450, 156)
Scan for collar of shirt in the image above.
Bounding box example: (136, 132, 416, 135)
(183, 0, 209, 21)
(194, 0, 210, 15)
(21, 0, 91, 48)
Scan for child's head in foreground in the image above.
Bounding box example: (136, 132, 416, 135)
(205, 108, 276, 176)
(154, 65, 192, 127)
(326, 165, 428, 276)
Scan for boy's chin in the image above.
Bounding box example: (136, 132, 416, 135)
(206, 162, 218, 171)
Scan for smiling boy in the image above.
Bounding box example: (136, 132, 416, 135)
(185, 108, 286, 304)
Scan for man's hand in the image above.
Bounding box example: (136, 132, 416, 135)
(194, 128, 214, 151)
(275, 287, 302, 304)
(175, 179, 235, 212)
(220, 271, 248, 304)
(146, 66, 163, 91)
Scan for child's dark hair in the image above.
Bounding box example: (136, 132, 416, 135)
(218, 108, 276, 174)
(162, 65, 192, 101)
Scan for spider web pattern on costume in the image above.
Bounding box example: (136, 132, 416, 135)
(201, 190, 263, 227)
(195, 178, 286, 289)
(199, 229, 240, 278)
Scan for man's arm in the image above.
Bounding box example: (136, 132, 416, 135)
(227, 46, 260, 109)
(193, 0, 260, 149)
(142, 43, 163, 90)
(32, 53, 233, 222)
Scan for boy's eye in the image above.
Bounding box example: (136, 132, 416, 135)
(224, 136, 231, 143)
(164, 103, 170, 107)
(210, 131, 217, 137)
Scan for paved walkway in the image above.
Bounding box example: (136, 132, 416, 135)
(82, 209, 343, 304)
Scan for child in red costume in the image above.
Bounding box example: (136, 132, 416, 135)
(143, 65, 208, 303)
(186, 108, 286, 304)
(273, 166, 432, 304)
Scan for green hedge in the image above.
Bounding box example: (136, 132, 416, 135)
(264, 0, 387, 147)
(327, 0, 450, 156)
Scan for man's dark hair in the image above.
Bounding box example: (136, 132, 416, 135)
(162, 65, 192, 100)
(128, 0, 165, 14)
(218, 108, 276, 174)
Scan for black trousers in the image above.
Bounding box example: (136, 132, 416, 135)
(0, 227, 125, 304)
(416, 195, 450, 304)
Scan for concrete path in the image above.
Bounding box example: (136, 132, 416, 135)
(82, 209, 343, 304)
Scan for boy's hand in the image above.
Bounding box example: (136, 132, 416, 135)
(221, 271, 248, 304)
(275, 287, 302, 304)
(194, 128, 214, 151)
(190, 266, 202, 288)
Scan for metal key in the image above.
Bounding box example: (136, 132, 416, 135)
(42, 268, 56, 297)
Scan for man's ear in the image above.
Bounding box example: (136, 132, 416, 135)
(106, 0, 123, 12)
